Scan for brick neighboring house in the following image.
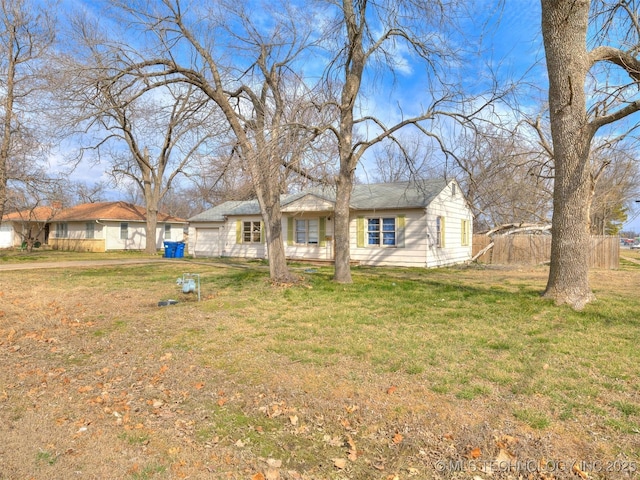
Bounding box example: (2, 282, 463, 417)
(2, 202, 187, 252)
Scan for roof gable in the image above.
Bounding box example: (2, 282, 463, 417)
(281, 193, 335, 213)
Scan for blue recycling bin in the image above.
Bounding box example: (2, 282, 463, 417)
(175, 242, 185, 258)
(163, 241, 177, 258)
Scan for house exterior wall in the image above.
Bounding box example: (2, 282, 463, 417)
(284, 214, 335, 262)
(424, 185, 473, 268)
(221, 216, 267, 259)
(49, 220, 184, 251)
(349, 209, 428, 267)
(0, 223, 14, 248)
(188, 181, 473, 268)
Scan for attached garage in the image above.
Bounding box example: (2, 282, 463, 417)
(193, 227, 220, 258)
(0, 223, 14, 248)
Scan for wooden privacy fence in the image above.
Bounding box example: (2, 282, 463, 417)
(472, 234, 619, 269)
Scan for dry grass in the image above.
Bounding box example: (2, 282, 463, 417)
(1, 256, 639, 480)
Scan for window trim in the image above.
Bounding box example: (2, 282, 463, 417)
(435, 216, 445, 248)
(366, 217, 397, 248)
(56, 222, 68, 238)
(242, 220, 262, 244)
(461, 219, 470, 246)
(120, 222, 129, 240)
(295, 218, 319, 245)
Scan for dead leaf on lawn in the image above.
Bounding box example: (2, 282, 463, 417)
(251, 473, 265, 480)
(469, 447, 481, 459)
(572, 463, 589, 479)
(333, 458, 347, 469)
(392, 433, 403, 444)
(386, 385, 397, 395)
(347, 435, 358, 461)
(345, 404, 359, 414)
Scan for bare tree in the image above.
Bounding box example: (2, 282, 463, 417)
(587, 146, 640, 235)
(454, 125, 554, 232)
(0, 0, 55, 222)
(541, 0, 640, 309)
(369, 133, 443, 184)
(58, 13, 222, 254)
(69, 180, 109, 204)
(317, 0, 507, 283)
(102, 0, 328, 281)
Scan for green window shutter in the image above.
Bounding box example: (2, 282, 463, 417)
(356, 216, 365, 248)
(441, 217, 446, 248)
(236, 220, 242, 244)
(397, 215, 405, 248)
(319, 217, 327, 247)
(287, 217, 294, 246)
(260, 221, 265, 243)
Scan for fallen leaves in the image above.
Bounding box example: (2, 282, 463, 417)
(469, 447, 482, 459)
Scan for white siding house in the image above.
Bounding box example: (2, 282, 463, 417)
(189, 180, 473, 268)
(48, 202, 187, 252)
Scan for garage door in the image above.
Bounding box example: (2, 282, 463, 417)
(0, 223, 13, 248)
(194, 228, 219, 257)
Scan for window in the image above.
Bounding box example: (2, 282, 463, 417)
(164, 224, 172, 240)
(368, 217, 396, 247)
(436, 216, 445, 247)
(461, 219, 470, 246)
(120, 222, 128, 240)
(243, 221, 262, 243)
(56, 223, 68, 238)
(86, 222, 95, 239)
(295, 219, 319, 245)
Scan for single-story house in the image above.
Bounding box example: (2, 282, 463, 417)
(0, 206, 57, 249)
(35, 201, 185, 252)
(188, 180, 473, 268)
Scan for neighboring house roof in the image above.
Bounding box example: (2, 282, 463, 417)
(3, 202, 186, 225)
(2, 206, 58, 222)
(52, 202, 187, 223)
(189, 179, 456, 221)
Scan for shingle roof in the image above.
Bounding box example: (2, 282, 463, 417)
(2, 206, 57, 222)
(52, 202, 186, 223)
(189, 180, 452, 221)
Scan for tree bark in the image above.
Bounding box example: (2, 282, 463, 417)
(541, 0, 596, 309)
(0, 15, 16, 223)
(334, 168, 354, 283)
(332, 0, 364, 283)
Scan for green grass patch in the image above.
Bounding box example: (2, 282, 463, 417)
(35, 450, 58, 466)
(513, 408, 551, 429)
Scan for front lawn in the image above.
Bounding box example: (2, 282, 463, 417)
(1, 259, 638, 479)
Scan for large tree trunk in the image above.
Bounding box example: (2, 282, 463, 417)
(541, 0, 596, 310)
(261, 198, 293, 283)
(333, 168, 353, 283)
(0, 22, 16, 223)
(142, 164, 160, 255)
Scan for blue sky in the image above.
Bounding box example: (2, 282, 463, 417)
(52, 0, 640, 233)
